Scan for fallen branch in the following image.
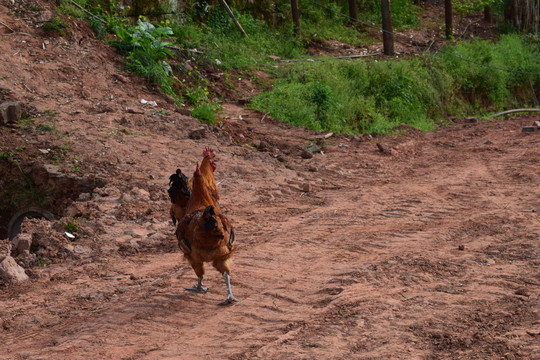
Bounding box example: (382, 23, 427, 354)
(490, 108, 540, 117)
(0, 20, 15, 33)
(69, 0, 106, 24)
(280, 53, 378, 63)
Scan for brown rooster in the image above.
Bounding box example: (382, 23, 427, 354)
(168, 147, 219, 226)
(176, 162, 240, 305)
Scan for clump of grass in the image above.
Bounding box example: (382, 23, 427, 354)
(43, 16, 70, 36)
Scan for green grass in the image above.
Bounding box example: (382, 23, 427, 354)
(251, 34, 540, 134)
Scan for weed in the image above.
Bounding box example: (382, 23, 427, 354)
(15, 145, 24, 152)
(37, 255, 53, 267)
(36, 123, 55, 133)
(69, 156, 82, 172)
(111, 19, 178, 98)
(44, 109, 59, 117)
(61, 216, 83, 233)
(60, 140, 71, 151)
(0, 150, 47, 209)
(43, 16, 70, 37)
(17, 111, 34, 129)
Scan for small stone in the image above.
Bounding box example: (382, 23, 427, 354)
(0, 101, 21, 125)
(268, 55, 281, 62)
(302, 183, 312, 193)
(464, 117, 478, 123)
(458, 245, 465, 251)
(78, 193, 91, 201)
(175, 108, 192, 116)
(0, 256, 29, 283)
(11, 233, 32, 256)
(300, 149, 313, 159)
(521, 126, 536, 133)
(534, 121, 540, 129)
(112, 73, 128, 83)
(126, 106, 144, 114)
(376, 143, 390, 154)
(189, 127, 206, 139)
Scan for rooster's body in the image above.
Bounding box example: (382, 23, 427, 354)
(176, 161, 240, 305)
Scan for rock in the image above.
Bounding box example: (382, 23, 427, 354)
(464, 117, 478, 123)
(302, 183, 312, 193)
(0, 238, 11, 257)
(112, 73, 129, 83)
(189, 127, 206, 139)
(376, 142, 391, 154)
(0, 256, 29, 283)
(458, 245, 465, 251)
(521, 126, 536, 133)
(0, 101, 21, 125)
(300, 149, 313, 159)
(11, 233, 32, 256)
(268, 55, 281, 61)
(534, 121, 540, 129)
(78, 192, 91, 201)
(126, 106, 145, 114)
(175, 108, 192, 116)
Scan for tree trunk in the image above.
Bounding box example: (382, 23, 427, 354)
(291, 0, 300, 35)
(484, 6, 492, 23)
(381, 0, 394, 55)
(445, 0, 453, 38)
(348, 0, 358, 23)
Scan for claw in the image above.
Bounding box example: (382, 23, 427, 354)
(218, 295, 242, 306)
(185, 276, 209, 293)
(185, 284, 210, 292)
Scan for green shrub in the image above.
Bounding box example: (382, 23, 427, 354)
(252, 34, 540, 135)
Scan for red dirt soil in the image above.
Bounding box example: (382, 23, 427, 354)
(1, 1, 539, 359)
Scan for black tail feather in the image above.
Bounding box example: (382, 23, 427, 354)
(168, 169, 190, 204)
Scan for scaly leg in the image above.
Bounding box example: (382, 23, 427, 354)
(218, 271, 242, 305)
(185, 276, 210, 292)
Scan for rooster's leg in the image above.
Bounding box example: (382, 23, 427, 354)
(218, 271, 242, 305)
(185, 276, 210, 292)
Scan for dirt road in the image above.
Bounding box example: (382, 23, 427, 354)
(1, 1, 539, 358)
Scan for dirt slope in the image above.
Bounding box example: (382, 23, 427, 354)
(1, 1, 539, 359)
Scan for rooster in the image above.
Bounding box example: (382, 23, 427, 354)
(176, 162, 240, 305)
(168, 147, 219, 225)
(168, 169, 191, 226)
(190, 147, 219, 203)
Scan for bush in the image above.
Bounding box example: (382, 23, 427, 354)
(251, 34, 540, 135)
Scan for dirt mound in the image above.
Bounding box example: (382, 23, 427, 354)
(1, 1, 539, 359)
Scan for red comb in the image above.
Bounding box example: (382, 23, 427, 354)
(202, 147, 215, 158)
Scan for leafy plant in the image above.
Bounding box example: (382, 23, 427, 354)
(311, 80, 333, 125)
(112, 19, 177, 97)
(61, 216, 83, 233)
(43, 16, 70, 36)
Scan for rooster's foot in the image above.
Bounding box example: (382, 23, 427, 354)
(185, 276, 210, 292)
(185, 284, 210, 292)
(218, 294, 242, 306)
(218, 271, 241, 305)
